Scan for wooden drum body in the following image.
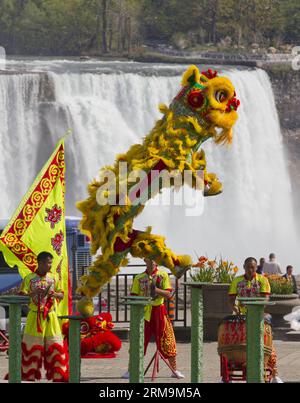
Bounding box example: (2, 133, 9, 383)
(218, 315, 273, 366)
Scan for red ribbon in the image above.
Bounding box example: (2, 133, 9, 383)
(36, 295, 54, 333)
(37, 296, 42, 333)
(43, 297, 54, 321)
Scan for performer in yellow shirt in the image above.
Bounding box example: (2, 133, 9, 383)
(123, 258, 184, 379)
(19, 252, 68, 382)
(228, 257, 283, 383)
(228, 257, 271, 314)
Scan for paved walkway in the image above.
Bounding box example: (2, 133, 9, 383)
(1, 339, 300, 383)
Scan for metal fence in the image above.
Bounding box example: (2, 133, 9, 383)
(76, 265, 189, 327)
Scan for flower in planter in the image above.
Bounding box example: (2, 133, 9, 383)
(207, 260, 217, 269)
(215, 259, 239, 284)
(191, 256, 215, 283)
(265, 274, 294, 295)
(191, 255, 239, 284)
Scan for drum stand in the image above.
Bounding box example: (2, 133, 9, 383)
(144, 349, 179, 381)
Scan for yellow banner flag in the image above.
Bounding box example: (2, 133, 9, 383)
(0, 137, 70, 316)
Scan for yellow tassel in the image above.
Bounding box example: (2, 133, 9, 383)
(159, 104, 169, 115)
(177, 255, 192, 267)
(206, 180, 223, 196)
(76, 298, 95, 317)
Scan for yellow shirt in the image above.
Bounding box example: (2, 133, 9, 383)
(228, 273, 270, 314)
(131, 269, 172, 321)
(20, 272, 61, 312)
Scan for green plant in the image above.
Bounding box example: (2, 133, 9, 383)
(190, 256, 239, 284)
(215, 260, 239, 284)
(190, 256, 215, 283)
(267, 275, 294, 295)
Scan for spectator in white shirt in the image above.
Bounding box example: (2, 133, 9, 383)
(263, 253, 282, 275)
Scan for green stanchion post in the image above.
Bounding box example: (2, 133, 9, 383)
(239, 298, 275, 383)
(8, 304, 22, 383)
(0, 296, 29, 383)
(183, 283, 210, 383)
(60, 315, 84, 383)
(122, 296, 151, 383)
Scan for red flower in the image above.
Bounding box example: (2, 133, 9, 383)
(192, 256, 208, 267)
(187, 90, 204, 109)
(51, 230, 64, 256)
(45, 204, 62, 229)
(226, 97, 240, 112)
(202, 69, 218, 79)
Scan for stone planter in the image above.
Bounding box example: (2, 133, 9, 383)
(265, 294, 300, 328)
(202, 283, 232, 341)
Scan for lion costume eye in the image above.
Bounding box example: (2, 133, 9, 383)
(215, 90, 227, 103)
(80, 321, 90, 334)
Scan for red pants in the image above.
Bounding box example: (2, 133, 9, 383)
(144, 305, 177, 359)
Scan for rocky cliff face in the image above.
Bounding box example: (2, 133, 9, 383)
(266, 65, 300, 208)
(267, 66, 300, 131)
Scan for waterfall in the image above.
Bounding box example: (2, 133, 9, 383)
(0, 61, 298, 271)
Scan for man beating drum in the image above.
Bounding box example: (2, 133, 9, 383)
(227, 257, 283, 383)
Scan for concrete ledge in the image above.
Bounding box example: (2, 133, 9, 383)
(174, 326, 191, 342)
(113, 328, 130, 341)
(131, 52, 258, 67)
(286, 331, 300, 341)
(114, 326, 192, 342)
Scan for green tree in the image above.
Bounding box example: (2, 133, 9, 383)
(280, 0, 300, 43)
(0, 0, 298, 55)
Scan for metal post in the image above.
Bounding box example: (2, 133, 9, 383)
(191, 286, 203, 383)
(69, 319, 81, 383)
(122, 296, 151, 383)
(0, 296, 29, 384)
(183, 282, 208, 383)
(239, 298, 275, 384)
(8, 303, 22, 383)
(246, 304, 265, 383)
(60, 315, 84, 383)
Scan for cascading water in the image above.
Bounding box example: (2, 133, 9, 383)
(0, 60, 298, 271)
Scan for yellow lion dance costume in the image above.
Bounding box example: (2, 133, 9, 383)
(76, 65, 240, 308)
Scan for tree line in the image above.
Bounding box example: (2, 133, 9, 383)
(0, 0, 299, 56)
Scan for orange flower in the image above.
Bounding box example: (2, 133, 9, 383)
(208, 260, 216, 268)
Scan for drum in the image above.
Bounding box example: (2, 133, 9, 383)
(217, 315, 273, 366)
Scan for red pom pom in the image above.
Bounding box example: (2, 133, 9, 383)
(226, 97, 240, 112)
(187, 90, 204, 109)
(201, 69, 218, 79)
